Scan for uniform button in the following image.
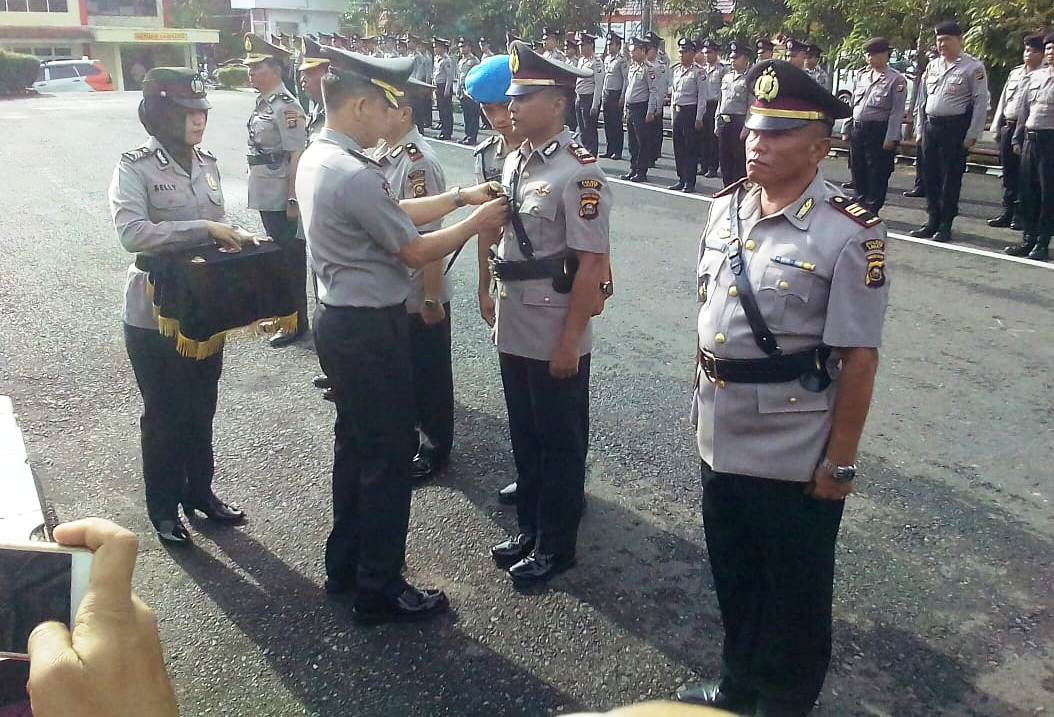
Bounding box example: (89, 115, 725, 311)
(698, 286, 706, 300)
(531, 206, 540, 215)
(744, 239, 756, 251)
(543, 296, 551, 303)
(728, 286, 738, 297)
(714, 333, 726, 344)
(788, 396, 798, 405)
(717, 379, 727, 389)
(522, 171, 530, 179)
(778, 279, 789, 290)
(500, 288, 508, 298)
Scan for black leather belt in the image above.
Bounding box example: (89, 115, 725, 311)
(698, 347, 830, 384)
(247, 151, 288, 166)
(721, 114, 744, 123)
(1026, 129, 1054, 137)
(490, 254, 574, 283)
(926, 114, 969, 124)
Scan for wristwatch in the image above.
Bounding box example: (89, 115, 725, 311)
(451, 186, 466, 208)
(820, 458, 857, 483)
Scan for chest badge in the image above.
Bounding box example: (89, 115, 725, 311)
(205, 173, 219, 191)
(534, 183, 552, 196)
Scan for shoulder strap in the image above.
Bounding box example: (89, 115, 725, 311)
(829, 195, 882, 228)
(508, 154, 534, 258)
(724, 189, 782, 357)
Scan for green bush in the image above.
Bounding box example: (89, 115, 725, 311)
(216, 65, 248, 89)
(0, 50, 41, 96)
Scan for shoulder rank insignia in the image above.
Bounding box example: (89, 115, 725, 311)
(284, 108, 300, 128)
(567, 142, 596, 164)
(408, 169, 428, 198)
(473, 135, 499, 156)
(405, 143, 423, 162)
(121, 146, 153, 163)
(389, 145, 405, 158)
(862, 238, 886, 288)
(829, 195, 882, 228)
(542, 140, 560, 157)
(710, 176, 749, 199)
(276, 92, 296, 103)
(347, 148, 382, 168)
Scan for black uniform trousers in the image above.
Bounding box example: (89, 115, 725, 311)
(314, 303, 417, 599)
(997, 119, 1021, 213)
(921, 113, 971, 230)
(718, 114, 747, 187)
(701, 461, 844, 712)
(650, 104, 664, 164)
(626, 101, 652, 176)
(699, 100, 720, 173)
(672, 105, 700, 186)
(1019, 129, 1054, 237)
(436, 85, 454, 138)
(414, 94, 430, 134)
(576, 93, 600, 156)
(565, 96, 578, 133)
(124, 324, 222, 525)
(603, 89, 625, 157)
(460, 93, 480, 142)
(260, 210, 308, 334)
(409, 304, 454, 460)
(499, 352, 590, 557)
(849, 119, 896, 212)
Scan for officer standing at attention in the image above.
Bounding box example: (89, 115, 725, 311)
(480, 37, 495, 59)
(488, 41, 613, 584)
(564, 38, 581, 133)
(602, 32, 629, 159)
(298, 46, 507, 622)
(676, 59, 889, 716)
(575, 32, 606, 157)
(785, 39, 808, 69)
(456, 37, 482, 145)
(756, 39, 774, 62)
(804, 44, 829, 88)
(110, 68, 254, 544)
(909, 21, 989, 243)
(408, 36, 433, 133)
(697, 39, 726, 179)
(242, 33, 309, 347)
(645, 33, 669, 168)
(715, 41, 752, 187)
(1009, 33, 1054, 260)
(432, 37, 455, 140)
(669, 38, 706, 192)
(988, 33, 1046, 229)
(622, 37, 659, 183)
(847, 37, 907, 213)
(542, 29, 568, 62)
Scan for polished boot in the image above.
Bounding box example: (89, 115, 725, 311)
(1004, 234, 1036, 257)
(987, 208, 1014, 228)
(154, 516, 191, 545)
(497, 481, 517, 505)
(931, 226, 953, 243)
(676, 679, 758, 713)
(490, 533, 535, 567)
(508, 550, 575, 584)
(908, 224, 938, 239)
(269, 328, 304, 348)
(352, 585, 449, 625)
(312, 374, 331, 389)
(1027, 236, 1050, 261)
(182, 494, 245, 523)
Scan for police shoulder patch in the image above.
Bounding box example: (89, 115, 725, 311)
(829, 195, 881, 228)
(121, 146, 153, 163)
(579, 192, 600, 220)
(578, 178, 603, 191)
(406, 143, 423, 162)
(862, 238, 886, 288)
(974, 68, 985, 81)
(407, 169, 428, 198)
(710, 176, 749, 199)
(567, 142, 596, 164)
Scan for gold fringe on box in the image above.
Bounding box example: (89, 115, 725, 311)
(155, 312, 298, 360)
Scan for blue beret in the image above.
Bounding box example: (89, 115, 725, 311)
(464, 54, 512, 104)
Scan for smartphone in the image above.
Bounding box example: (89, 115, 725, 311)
(0, 542, 92, 659)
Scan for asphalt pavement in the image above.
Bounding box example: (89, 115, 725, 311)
(0, 90, 1051, 717)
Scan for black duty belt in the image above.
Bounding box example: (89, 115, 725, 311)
(698, 347, 832, 385)
(490, 253, 578, 290)
(247, 151, 289, 166)
(1026, 129, 1054, 138)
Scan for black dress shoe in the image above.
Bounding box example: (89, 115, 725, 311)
(437, 134, 452, 141)
(676, 680, 757, 713)
(312, 374, 331, 389)
(410, 452, 446, 483)
(932, 228, 952, 243)
(352, 586, 449, 625)
(154, 517, 191, 545)
(704, 169, 720, 179)
(322, 387, 336, 402)
(1011, 218, 1023, 230)
(903, 188, 925, 198)
(497, 481, 517, 504)
(682, 185, 696, 193)
(908, 225, 938, 239)
(666, 181, 686, 191)
(1005, 235, 1036, 256)
(841, 180, 856, 190)
(324, 577, 355, 596)
(619, 171, 637, 180)
(183, 494, 245, 523)
(269, 329, 304, 348)
(630, 173, 648, 183)
(508, 551, 575, 584)
(987, 212, 1013, 228)
(490, 533, 535, 567)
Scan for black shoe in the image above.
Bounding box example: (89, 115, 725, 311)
(704, 169, 720, 179)
(508, 551, 575, 584)
(903, 188, 925, 198)
(437, 134, 452, 141)
(1027, 237, 1050, 261)
(491, 533, 535, 567)
(619, 171, 637, 180)
(410, 451, 446, 483)
(1011, 218, 1023, 230)
(987, 211, 1013, 228)
(630, 173, 648, 183)
(312, 374, 331, 389)
(269, 329, 304, 348)
(908, 225, 938, 239)
(459, 137, 475, 145)
(352, 586, 449, 625)
(682, 185, 696, 193)
(322, 387, 336, 402)
(841, 181, 856, 190)
(154, 517, 191, 545)
(932, 228, 952, 243)
(666, 181, 685, 191)
(182, 494, 245, 523)
(324, 577, 355, 596)
(676, 680, 758, 713)
(497, 481, 517, 505)
(1005, 235, 1036, 256)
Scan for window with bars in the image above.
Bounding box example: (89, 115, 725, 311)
(85, 0, 157, 17)
(1, 0, 69, 10)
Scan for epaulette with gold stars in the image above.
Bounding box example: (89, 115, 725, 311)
(347, 148, 382, 168)
(829, 195, 882, 228)
(710, 177, 749, 199)
(566, 142, 596, 164)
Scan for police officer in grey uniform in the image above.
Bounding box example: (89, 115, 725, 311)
(909, 21, 989, 243)
(988, 33, 1046, 229)
(488, 42, 613, 584)
(241, 33, 309, 347)
(804, 44, 829, 88)
(848, 37, 907, 213)
(373, 79, 456, 481)
(298, 46, 507, 622)
(602, 32, 628, 159)
(456, 38, 482, 144)
(622, 36, 659, 183)
(408, 35, 433, 133)
(715, 41, 752, 187)
(756, 38, 774, 62)
(677, 60, 889, 716)
(1009, 34, 1054, 260)
(669, 39, 706, 192)
(110, 68, 255, 544)
(541, 29, 568, 63)
(645, 32, 668, 168)
(575, 32, 605, 157)
(697, 39, 726, 178)
(433, 37, 455, 140)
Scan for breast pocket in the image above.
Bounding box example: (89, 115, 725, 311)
(756, 263, 815, 331)
(697, 248, 727, 304)
(250, 115, 280, 151)
(148, 190, 190, 219)
(518, 191, 560, 253)
(947, 75, 967, 96)
(868, 89, 888, 107)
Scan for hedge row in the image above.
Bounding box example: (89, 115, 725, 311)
(216, 65, 248, 89)
(0, 50, 40, 96)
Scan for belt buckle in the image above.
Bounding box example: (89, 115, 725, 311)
(700, 352, 718, 384)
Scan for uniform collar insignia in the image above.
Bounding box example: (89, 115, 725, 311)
(541, 140, 560, 157)
(154, 148, 169, 167)
(783, 173, 826, 230)
(794, 197, 814, 221)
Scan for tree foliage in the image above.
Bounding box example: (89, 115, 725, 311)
(169, 0, 246, 62)
(364, 0, 606, 42)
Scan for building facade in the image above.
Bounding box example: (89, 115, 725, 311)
(229, 0, 346, 40)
